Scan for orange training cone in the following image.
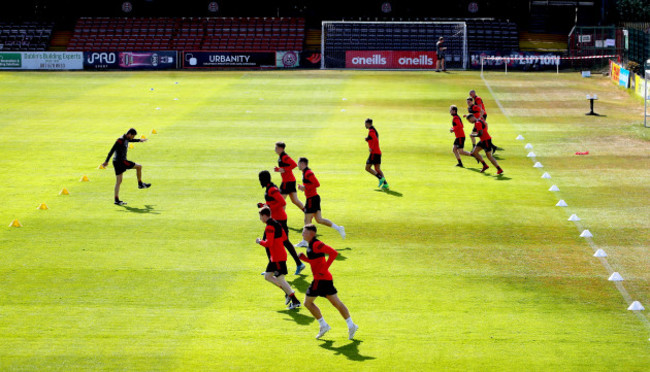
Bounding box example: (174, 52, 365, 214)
(9, 219, 22, 227)
(59, 188, 69, 195)
(80, 175, 89, 182)
(98, 164, 105, 169)
(37, 203, 48, 210)
(151, 129, 157, 134)
(141, 135, 147, 140)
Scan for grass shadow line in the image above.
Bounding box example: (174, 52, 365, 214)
(373, 189, 403, 197)
(117, 204, 160, 214)
(319, 340, 376, 362)
(276, 309, 314, 326)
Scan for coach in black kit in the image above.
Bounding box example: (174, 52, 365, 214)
(101, 128, 151, 206)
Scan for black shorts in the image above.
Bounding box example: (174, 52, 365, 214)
(453, 137, 466, 149)
(113, 160, 135, 175)
(265, 261, 288, 277)
(280, 181, 297, 194)
(483, 114, 487, 120)
(477, 139, 494, 152)
(437, 53, 445, 60)
(304, 195, 321, 214)
(366, 153, 382, 165)
(306, 280, 338, 298)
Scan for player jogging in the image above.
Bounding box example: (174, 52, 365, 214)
(274, 142, 305, 212)
(435, 37, 446, 72)
(364, 118, 388, 189)
(101, 128, 151, 206)
(258, 170, 305, 275)
(466, 97, 484, 156)
(294, 157, 345, 247)
(449, 105, 472, 167)
(298, 224, 359, 339)
(469, 90, 498, 154)
(467, 115, 503, 175)
(256, 207, 301, 309)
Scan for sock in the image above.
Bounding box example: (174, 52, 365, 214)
(138, 180, 143, 186)
(345, 317, 354, 327)
(317, 317, 327, 327)
(497, 166, 502, 171)
(375, 173, 382, 180)
(115, 196, 120, 202)
(289, 292, 299, 303)
(457, 159, 463, 166)
(331, 223, 339, 230)
(481, 161, 487, 166)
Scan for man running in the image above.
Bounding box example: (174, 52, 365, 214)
(298, 224, 359, 339)
(274, 142, 305, 212)
(255, 207, 301, 309)
(467, 115, 503, 175)
(364, 118, 388, 189)
(469, 90, 498, 154)
(101, 128, 151, 206)
(258, 170, 305, 275)
(449, 105, 472, 167)
(294, 157, 345, 247)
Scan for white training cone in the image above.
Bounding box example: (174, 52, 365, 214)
(525, 143, 533, 150)
(533, 162, 543, 168)
(549, 185, 560, 192)
(568, 214, 580, 221)
(594, 249, 607, 257)
(527, 152, 536, 158)
(541, 172, 551, 179)
(342, 98, 347, 101)
(628, 301, 645, 311)
(556, 200, 568, 207)
(580, 230, 593, 238)
(516, 135, 524, 140)
(608, 272, 623, 281)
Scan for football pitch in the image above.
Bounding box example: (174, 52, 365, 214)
(1, 69, 648, 370)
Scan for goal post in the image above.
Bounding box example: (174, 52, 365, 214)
(321, 21, 467, 70)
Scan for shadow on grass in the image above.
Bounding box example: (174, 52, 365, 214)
(466, 168, 512, 181)
(289, 275, 310, 293)
(319, 340, 376, 362)
(373, 188, 403, 197)
(117, 204, 160, 214)
(277, 309, 314, 326)
(335, 247, 352, 261)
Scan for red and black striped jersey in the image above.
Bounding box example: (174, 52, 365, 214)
(365, 126, 382, 155)
(301, 167, 320, 198)
(259, 218, 288, 262)
(277, 152, 297, 183)
(300, 238, 338, 281)
(263, 183, 287, 221)
(451, 114, 465, 138)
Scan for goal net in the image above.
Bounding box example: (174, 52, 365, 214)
(479, 54, 619, 76)
(321, 21, 467, 70)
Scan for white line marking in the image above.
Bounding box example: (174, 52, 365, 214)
(481, 73, 650, 333)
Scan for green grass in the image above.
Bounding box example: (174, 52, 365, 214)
(0, 70, 648, 371)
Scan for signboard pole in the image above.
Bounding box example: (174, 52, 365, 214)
(643, 63, 650, 128)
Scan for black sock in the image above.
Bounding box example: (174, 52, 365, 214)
(289, 293, 299, 303)
(284, 241, 302, 266)
(138, 181, 143, 185)
(497, 166, 502, 171)
(457, 159, 463, 166)
(115, 196, 120, 202)
(481, 161, 487, 166)
(375, 173, 382, 180)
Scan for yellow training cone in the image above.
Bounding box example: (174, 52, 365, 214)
(80, 175, 89, 182)
(151, 129, 157, 134)
(59, 188, 69, 195)
(129, 144, 134, 149)
(98, 164, 105, 169)
(9, 219, 22, 227)
(37, 203, 48, 210)
(141, 135, 147, 140)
